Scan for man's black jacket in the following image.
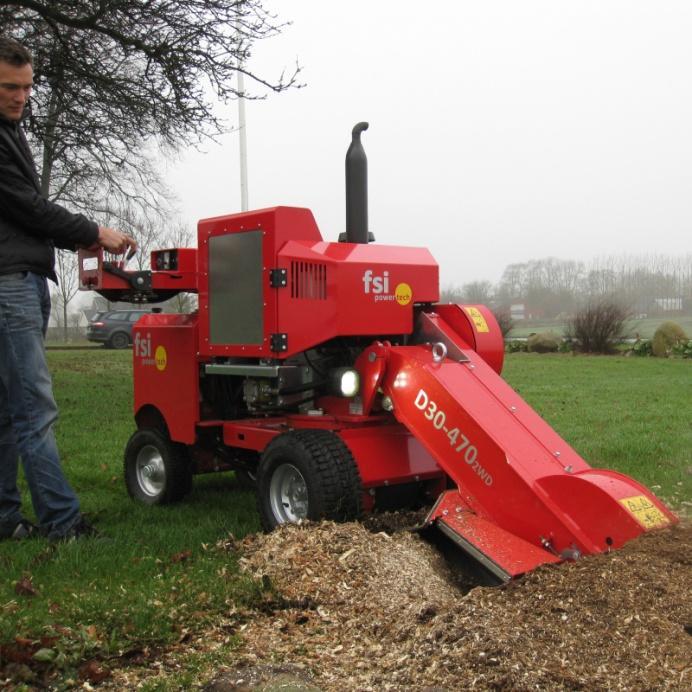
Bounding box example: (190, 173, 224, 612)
(0, 116, 98, 280)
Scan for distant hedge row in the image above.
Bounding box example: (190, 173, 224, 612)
(506, 320, 690, 358)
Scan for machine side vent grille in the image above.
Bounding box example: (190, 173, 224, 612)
(290, 261, 327, 300)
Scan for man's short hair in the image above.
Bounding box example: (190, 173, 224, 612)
(0, 36, 32, 67)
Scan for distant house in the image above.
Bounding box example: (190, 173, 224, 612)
(510, 303, 544, 321)
(653, 298, 683, 312)
(510, 303, 526, 320)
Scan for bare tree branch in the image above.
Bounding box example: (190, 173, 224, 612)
(1, 0, 301, 217)
(2, 0, 299, 322)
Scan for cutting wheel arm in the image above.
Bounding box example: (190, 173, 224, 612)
(355, 309, 676, 578)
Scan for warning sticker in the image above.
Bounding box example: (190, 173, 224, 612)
(464, 306, 489, 333)
(619, 495, 670, 529)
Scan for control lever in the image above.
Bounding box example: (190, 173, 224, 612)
(121, 246, 137, 270)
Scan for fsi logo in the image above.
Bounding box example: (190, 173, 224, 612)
(362, 270, 412, 306)
(362, 269, 389, 294)
(134, 332, 167, 371)
(134, 332, 152, 358)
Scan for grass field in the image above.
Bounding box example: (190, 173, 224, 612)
(502, 353, 691, 503)
(1, 350, 690, 685)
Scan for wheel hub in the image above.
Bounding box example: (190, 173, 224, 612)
(269, 463, 309, 523)
(136, 444, 166, 497)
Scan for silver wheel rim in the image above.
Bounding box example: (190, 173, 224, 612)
(136, 444, 166, 497)
(269, 463, 309, 523)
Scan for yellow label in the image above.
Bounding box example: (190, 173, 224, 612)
(619, 495, 670, 529)
(395, 282, 412, 306)
(464, 306, 489, 333)
(155, 345, 168, 372)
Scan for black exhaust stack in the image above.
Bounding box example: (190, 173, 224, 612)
(344, 121, 370, 243)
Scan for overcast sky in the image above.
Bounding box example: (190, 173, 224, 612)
(165, 0, 692, 286)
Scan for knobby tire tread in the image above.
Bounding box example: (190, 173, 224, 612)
(293, 429, 362, 522)
(257, 429, 362, 529)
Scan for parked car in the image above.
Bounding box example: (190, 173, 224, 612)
(87, 310, 150, 349)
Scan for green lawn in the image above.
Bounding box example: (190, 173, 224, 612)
(0, 350, 689, 685)
(502, 353, 691, 509)
(1, 351, 262, 683)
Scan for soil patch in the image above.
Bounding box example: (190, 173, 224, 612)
(106, 519, 691, 690)
(227, 521, 691, 690)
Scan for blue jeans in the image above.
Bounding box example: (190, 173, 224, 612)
(0, 271, 80, 539)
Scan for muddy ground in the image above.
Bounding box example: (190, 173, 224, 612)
(108, 515, 690, 691)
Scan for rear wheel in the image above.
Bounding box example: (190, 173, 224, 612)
(109, 331, 130, 349)
(257, 429, 362, 531)
(124, 428, 192, 505)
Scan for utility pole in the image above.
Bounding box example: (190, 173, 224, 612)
(238, 70, 249, 211)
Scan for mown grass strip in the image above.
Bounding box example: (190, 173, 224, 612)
(502, 353, 691, 508)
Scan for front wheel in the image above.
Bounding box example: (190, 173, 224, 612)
(124, 428, 192, 505)
(257, 429, 362, 531)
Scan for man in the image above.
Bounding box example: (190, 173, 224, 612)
(0, 36, 137, 541)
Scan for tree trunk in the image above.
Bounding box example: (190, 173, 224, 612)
(40, 82, 62, 198)
(63, 300, 68, 343)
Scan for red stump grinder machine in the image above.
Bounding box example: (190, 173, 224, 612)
(79, 123, 676, 583)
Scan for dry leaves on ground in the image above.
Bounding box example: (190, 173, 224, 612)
(100, 518, 691, 691)
(228, 520, 691, 691)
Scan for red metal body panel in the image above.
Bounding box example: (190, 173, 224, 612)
(196, 207, 322, 358)
(148, 248, 198, 291)
(338, 424, 442, 487)
(151, 248, 198, 273)
(276, 240, 438, 356)
(221, 416, 442, 488)
(195, 206, 438, 359)
(433, 304, 504, 374)
(78, 248, 131, 293)
(222, 419, 287, 450)
(432, 491, 561, 580)
(376, 339, 676, 573)
(354, 341, 389, 416)
(77, 248, 198, 294)
(132, 313, 200, 444)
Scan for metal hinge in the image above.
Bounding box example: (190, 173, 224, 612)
(270, 333, 288, 352)
(269, 268, 288, 288)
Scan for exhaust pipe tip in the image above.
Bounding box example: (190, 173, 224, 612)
(352, 121, 369, 137)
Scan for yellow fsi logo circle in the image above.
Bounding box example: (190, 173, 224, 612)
(155, 345, 167, 371)
(395, 282, 412, 306)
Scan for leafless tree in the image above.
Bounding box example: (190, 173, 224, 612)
(460, 280, 494, 305)
(491, 307, 514, 337)
(3, 1, 299, 325)
(491, 254, 692, 319)
(1, 0, 300, 219)
(102, 202, 168, 272)
(495, 258, 586, 318)
(51, 250, 79, 342)
(566, 299, 630, 353)
(439, 285, 464, 304)
(496, 262, 528, 303)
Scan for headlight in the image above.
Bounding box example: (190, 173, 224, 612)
(330, 368, 360, 398)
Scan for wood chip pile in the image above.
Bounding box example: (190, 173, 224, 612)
(228, 520, 691, 691)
